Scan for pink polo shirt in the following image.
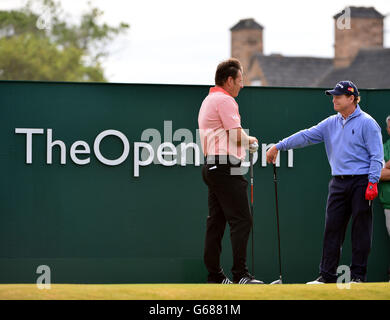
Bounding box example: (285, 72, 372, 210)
(198, 86, 245, 160)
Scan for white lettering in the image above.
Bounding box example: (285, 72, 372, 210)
(173, 127, 195, 165)
(140, 128, 161, 164)
(134, 142, 154, 177)
(148, 304, 183, 317)
(157, 142, 177, 166)
(15, 125, 295, 178)
(288, 149, 293, 167)
(15, 128, 44, 164)
(47, 129, 66, 164)
(180, 143, 201, 166)
(94, 130, 130, 166)
(70, 141, 91, 165)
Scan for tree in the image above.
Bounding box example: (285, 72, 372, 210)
(0, 0, 129, 81)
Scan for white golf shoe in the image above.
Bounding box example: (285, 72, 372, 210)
(306, 276, 326, 284)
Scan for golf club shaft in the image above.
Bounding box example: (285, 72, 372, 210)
(273, 164, 282, 281)
(249, 152, 254, 276)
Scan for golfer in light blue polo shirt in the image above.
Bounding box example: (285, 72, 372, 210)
(266, 80, 383, 284)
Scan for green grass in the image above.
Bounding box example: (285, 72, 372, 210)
(0, 283, 389, 300)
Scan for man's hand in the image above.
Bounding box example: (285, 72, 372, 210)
(266, 145, 279, 164)
(365, 182, 378, 200)
(249, 136, 258, 153)
(249, 141, 259, 153)
(248, 136, 258, 145)
(229, 129, 257, 150)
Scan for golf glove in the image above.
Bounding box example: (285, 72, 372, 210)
(249, 142, 259, 153)
(365, 182, 378, 201)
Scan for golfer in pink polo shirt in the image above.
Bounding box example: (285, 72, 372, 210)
(198, 58, 263, 284)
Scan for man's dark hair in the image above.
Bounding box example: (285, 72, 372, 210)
(215, 58, 243, 86)
(353, 95, 361, 105)
(345, 94, 361, 105)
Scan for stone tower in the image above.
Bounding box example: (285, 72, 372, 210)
(230, 18, 264, 75)
(334, 6, 384, 68)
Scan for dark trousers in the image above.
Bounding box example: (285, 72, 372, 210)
(201, 160, 252, 282)
(320, 175, 373, 282)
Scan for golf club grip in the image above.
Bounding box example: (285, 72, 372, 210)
(273, 162, 277, 181)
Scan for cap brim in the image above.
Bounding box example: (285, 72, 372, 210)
(325, 89, 344, 96)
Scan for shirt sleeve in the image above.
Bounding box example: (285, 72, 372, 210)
(362, 118, 383, 183)
(276, 118, 328, 151)
(217, 98, 242, 130)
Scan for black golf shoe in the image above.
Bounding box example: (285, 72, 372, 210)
(306, 276, 327, 284)
(207, 277, 232, 284)
(234, 273, 264, 284)
(207, 271, 232, 284)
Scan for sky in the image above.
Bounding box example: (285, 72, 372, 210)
(1, 0, 389, 85)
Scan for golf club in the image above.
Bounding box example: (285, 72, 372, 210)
(270, 163, 283, 285)
(249, 149, 255, 276)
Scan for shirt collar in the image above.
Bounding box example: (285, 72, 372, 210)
(209, 86, 232, 97)
(337, 104, 361, 121)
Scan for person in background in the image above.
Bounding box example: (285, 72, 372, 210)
(378, 115, 390, 282)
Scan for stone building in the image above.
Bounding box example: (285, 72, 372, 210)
(231, 7, 390, 88)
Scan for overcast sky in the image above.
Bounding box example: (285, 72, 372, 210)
(1, 0, 390, 85)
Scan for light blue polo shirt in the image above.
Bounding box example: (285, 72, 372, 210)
(276, 105, 383, 183)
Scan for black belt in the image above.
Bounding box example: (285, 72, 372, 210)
(333, 174, 368, 179)
(205, 155, 241, 167)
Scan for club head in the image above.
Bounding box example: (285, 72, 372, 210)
(270, 279, 282, 285)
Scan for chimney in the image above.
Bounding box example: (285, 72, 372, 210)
(334, 6, 384, 68)
(230, 18, 264, 74)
